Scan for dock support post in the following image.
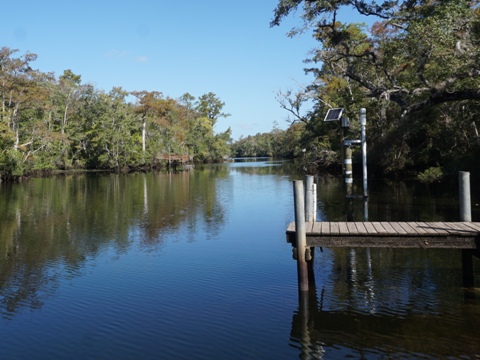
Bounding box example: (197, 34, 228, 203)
(360, 108, 368, 198)
(305, 175, 315, 223)
(305, 175, 316, 283)
(459, 171, 471, 222)
(294, 180, 309, 292)
(459, 171, 474, 287)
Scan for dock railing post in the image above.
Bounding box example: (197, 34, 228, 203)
(459, 171, 474, 287)
(294, 180, 309, 292)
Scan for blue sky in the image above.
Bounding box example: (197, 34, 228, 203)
(1, 0, 323, 140)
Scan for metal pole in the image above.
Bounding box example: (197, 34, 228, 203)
(293, 180, 309, 292)
(345, 146, 353, 196)
(360, 108, 368, 198)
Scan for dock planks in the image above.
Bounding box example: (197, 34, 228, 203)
(286, 222, 480, 249)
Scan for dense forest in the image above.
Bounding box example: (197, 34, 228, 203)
(2, 0, 480, 182)
(0, 47, 232, 181)
(241, 0, 480, 181)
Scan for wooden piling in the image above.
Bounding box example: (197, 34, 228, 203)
(305, 175, 316, 283)
(459, 171, 474, 287)
(360, 108, 368, 198)
(459, 171, 471, 222)
(305, 175, 315, 223)
(293, 180, 309, 292)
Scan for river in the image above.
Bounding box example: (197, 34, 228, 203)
(0, 159, 479, 359)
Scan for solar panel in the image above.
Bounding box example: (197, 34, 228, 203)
(324, 108, 344, 121)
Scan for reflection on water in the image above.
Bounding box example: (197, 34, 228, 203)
(0, 161, 479, 359)
(290, 175, 480, 359)
(291, 247, 480, 359)
(0, 170, 228, 319)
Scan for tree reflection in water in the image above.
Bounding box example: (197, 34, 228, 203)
(0, 170, 227, 318)
(290, 247, 480, 359)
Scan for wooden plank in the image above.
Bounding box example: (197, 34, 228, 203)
(312, 222, 322, 235)
(320, 222, 330, 235)
(338, 222, 349, 235)
(371, 222, 388, 235)
(452, 222, 480, 233)
(398, 222, 419, 235)
(428, 222, 451, 235)
(415, 222, 441, 235)
(389, 222, 408, 235)
(411, 222, 431, 235)
(462, 222, 480, 232)
(287, 222, 296, 233)
(287, 222, 480, 248)
(305, 222, 315, 234)
(381, 222, 397, 235)
(354, 222, 369, 235)
(440, 222, 475, 235)
(330, 222, 340, 235)
(346, 222, 359, 235)
(363, 222, 377, 235)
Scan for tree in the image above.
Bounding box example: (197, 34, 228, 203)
(57, 69, 81, 134)
(186, 92, 231, 162)
(273, 0, 480, 115)
(85, 87, 138, 170)
(271, 0, 480, 175)
(0, 46, 234, 179)
(131, 90, 164, 162)
(195, 92, 230, 126)
(0, 47, 57, 176)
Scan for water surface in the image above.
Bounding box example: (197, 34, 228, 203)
(0, 160, 479, 359)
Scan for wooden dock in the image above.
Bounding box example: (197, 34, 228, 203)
(289, 175, 478, 291)
(286, 221, 480, 250)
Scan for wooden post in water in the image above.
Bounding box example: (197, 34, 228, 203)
(305, 175, 316, 283)
(459, 172, 474, 287)
(360, 108, 368, 198)
(459, 171, 471, 222)
(294, 180, 309, 292)
(305, 175, 315, 223)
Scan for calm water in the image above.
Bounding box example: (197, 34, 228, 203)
(0, 160, 479, 359)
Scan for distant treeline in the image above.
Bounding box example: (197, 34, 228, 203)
(0, 47, 231, 181)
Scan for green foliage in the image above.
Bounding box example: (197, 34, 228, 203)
(230, 122, 305, 159)
(271, 0, 480, 177)
(417, 167, 444, 184)
(0, 47, 232, 179)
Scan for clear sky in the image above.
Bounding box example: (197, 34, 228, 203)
(1, 0, 321, 140)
